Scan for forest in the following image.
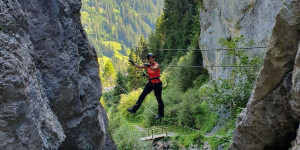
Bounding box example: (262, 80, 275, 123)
(81, 0, 163, 75)
(83, 0, 263, 149)
(1, 0, 298, 149)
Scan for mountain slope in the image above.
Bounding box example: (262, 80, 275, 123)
(81, 0, 164, 58)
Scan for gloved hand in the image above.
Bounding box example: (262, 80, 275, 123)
(142, 73, 147, 77)
(144, 63, 151, 67)
(128, 59, 135, 66)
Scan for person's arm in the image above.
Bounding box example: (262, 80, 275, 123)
(129, 59, 147, 69)
(150, 63, 160, 71)
(135, 64, 147, 69)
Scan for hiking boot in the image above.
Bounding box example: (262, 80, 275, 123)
(155, 115, 163, 119)
(127, 108, 135, 114)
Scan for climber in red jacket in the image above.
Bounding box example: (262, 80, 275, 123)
(127, 53, 164, 119)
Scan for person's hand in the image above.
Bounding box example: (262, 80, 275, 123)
(129, 59, 135, 66)
(144, 63, 151, 67)
(142, 73, 147, 77)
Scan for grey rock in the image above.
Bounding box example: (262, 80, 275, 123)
(0, 0, 116, 149)
(203, 141, 211, 150)
(289, 43, 300, 150)
(228, 0, 300, 149)
(200, 0, 283, 79)
(217, 144, 223, 150)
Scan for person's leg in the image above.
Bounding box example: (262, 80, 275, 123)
(153, 82, 164, 116)
(131, 83, 153, 112)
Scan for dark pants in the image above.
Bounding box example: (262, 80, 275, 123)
(132, 82, 164, 116)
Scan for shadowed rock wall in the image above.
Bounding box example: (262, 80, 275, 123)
(0, 0, 116, 149)
(228, 0, 300, 149)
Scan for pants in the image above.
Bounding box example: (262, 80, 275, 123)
(132, 82, 164, 116)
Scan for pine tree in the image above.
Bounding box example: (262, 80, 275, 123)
(103, 60, 117, 86)
(136, 35, 149, 61)
(113, 72, 128, 96)
(127, 50, 147, 90)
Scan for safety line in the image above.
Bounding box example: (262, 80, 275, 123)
(169, 65, 262, 68)
(134, 46, 267, 51)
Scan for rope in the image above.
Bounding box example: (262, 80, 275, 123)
(134, 46, 267, 51)
(169, 65, 262, 68)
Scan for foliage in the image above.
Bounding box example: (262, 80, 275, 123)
(102, 1, 265, 150)
(205, 119, 236, 149)
(100, 96, 106, 108)
(81, 0, 163, 57)
(102, 60, 117, 87)
(112, 124, 151, 150)
(109, 111, 151, 150)
(127, 50, 147, 90)
(113, 71, 128, 96)
(102, 41, 122, 50)
(165, 50, 208, 92)
(171, 132, 204, 149)
(135, 35, 149, 62)
(118, 88, 148, 121)
(206, 36, 263, 116)
(148, 0, 201, 67)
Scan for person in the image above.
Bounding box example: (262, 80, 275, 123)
(127, 53, 164, 119)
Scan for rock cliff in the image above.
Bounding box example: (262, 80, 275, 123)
(200, 0, 300, 149)
(0, 0, 116, 149)
(200, 0, 283, 79)
(228, 0, 299, 149)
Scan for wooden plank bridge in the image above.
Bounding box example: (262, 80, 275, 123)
(139, 126, 176, 141)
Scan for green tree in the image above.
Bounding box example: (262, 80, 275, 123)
(114, 72, 128, 96)
(103, 60, 117, 86)
(148, 0, 201, 68)
(127, 50, 147, 90)
(136, 35, 149, 61)
(81, 0, 163, 58)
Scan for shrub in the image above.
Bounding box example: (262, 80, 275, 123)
(118, 88, 148, 121)
(112, 124, 151, 150)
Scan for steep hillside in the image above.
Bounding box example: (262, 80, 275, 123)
(81, 0, 163, 58)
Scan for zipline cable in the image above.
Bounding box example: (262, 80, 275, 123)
(132, 46, 267, 51)
(169, 65, 262, 68)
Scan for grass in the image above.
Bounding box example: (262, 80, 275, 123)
(97, 56, 110, 68)
(102, 41, 122, 50)
(198, 102, 219, 133)
(114, 8, 120, 13)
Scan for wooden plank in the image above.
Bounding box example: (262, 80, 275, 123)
(140, 133, 176, 141)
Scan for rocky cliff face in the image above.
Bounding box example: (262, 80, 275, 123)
(0, 0, 116, 149)
(225, 0, 299, 149)
(200, 0, 283, 79)
(200, 0, 300, 149)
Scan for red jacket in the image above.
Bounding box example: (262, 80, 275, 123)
(147, 62, 161, 84)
